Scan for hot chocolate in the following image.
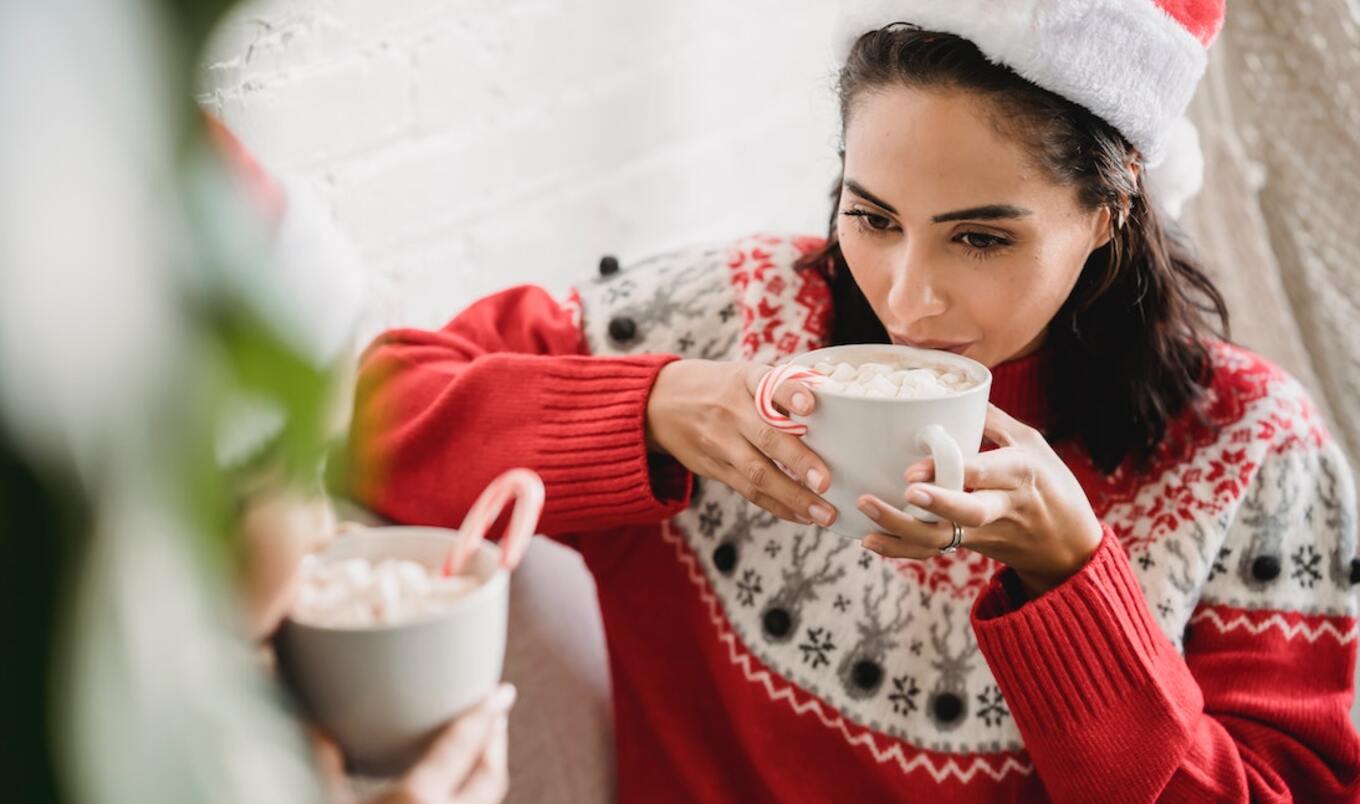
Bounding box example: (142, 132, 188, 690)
(810, 359, 978, 399)
(291, 555, 479, 629)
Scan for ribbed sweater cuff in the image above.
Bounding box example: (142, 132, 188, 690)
(526, 353, 691, 528)
(970, 525, 1202, 797)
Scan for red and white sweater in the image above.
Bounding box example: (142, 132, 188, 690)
(351, 234, 1360, 802)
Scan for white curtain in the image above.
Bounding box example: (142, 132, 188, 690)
(1181, 0, 1359, 493)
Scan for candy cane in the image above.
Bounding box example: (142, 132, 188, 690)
(442, 468, 545, 577)
(753, 363, 824, 437)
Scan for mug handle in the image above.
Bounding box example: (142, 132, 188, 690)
(904, 424, 962, 524)
(442, 468, 546, 576)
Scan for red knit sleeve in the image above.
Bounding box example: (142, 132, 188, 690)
(971, 523, 1360, 802)
(349, 284, 691, 541)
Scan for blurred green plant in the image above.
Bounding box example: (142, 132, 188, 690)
(0, 20, 340, 801)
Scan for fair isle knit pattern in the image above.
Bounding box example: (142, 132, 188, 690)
(573, 233, 1358, 783)
(357, 232, 1360, 801)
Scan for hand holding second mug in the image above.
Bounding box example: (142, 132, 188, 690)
(357, 684, 515, 804)
(857, 404, 1103, 596)
(645, 359, 837, 526)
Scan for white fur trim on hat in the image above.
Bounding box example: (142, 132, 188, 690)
(834, 0, 1208, 165)
(1145, 116, 1203, 219)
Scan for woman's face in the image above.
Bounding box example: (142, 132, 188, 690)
(838, 86, 1114, 367)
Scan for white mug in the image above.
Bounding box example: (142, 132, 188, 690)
(275, 528, 510, 775)
(275, 469, 541, 774)
(787, 344, 991, 539)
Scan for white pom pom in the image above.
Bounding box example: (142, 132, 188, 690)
(1145, 116, 1204, 221)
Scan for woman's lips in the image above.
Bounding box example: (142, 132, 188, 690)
(890, 336, 974, 355)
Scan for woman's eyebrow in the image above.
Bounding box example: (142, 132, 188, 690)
(931, 204, 1032, 223)
(843, 179, 898, 214)
(844, 180, 1032, 223)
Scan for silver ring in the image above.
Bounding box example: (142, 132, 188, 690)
(939, 521, 963, 555)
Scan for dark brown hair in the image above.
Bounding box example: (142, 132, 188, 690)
(800, 26, 1230, 473)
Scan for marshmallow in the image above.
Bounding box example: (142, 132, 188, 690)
(292, 556, 479, 628)
(897, 369, 949, 398)
(829, 363, 858, 383)
(866, 374, 899, 398)
(811, 359, 976, 400)
(854, 364, 890, 385)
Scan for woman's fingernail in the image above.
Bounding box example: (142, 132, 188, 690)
(792, 393, 812, 414)
(809, 504, 835, 526)
(907, 487, 932, 507)
(492, 683, 518, 711)
(858, 500, 880, 520)
(806, 468, 826, 493)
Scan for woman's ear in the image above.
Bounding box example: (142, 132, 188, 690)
(1092, 156, 1141, 251)
(1088, 151, 1142, 250)
(1119, 156, 1143, 229)
(1090, 205, 1116, 251)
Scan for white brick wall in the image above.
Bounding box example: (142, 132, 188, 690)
(198, 0, 841, 347)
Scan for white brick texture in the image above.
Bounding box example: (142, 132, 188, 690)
(198, 0, 841, 347)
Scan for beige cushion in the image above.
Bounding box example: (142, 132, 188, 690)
(503, 538, 615, 803)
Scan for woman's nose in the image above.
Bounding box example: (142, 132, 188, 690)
(885, 249, 947, 322)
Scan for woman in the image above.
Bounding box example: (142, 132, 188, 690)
(350, 2, 1360, 801)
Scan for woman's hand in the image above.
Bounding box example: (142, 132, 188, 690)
(314, 684, 516, 804)
(856, 404, 1103, 597)
(239, 487, 337, 641)
(646, 359, 837, 527)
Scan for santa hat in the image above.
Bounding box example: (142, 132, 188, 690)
(834, 0, 1225, 216)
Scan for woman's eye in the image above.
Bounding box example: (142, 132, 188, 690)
(958, 232, 1008, 250)
(842, 209, 895, 232)
(862, 213, 893, 231)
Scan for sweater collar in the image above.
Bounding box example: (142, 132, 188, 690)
(987, 347, 1051, 431)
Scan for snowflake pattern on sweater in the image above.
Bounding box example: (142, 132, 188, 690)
(574, 233, 1359, 780)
